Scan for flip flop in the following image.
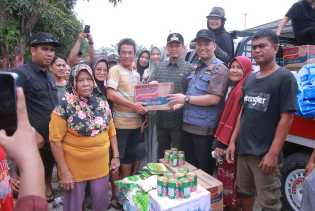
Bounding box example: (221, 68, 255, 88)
(110, 199, 122, 209)
(46, 193, 55, 203)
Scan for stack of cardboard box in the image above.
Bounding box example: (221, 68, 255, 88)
(165, 161, 223, 211)
(283, 45, 315, 70)
(193, 169, 223, 211)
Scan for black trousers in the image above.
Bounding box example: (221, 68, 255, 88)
(40, 142, 55, 180)
(181, 130, 216, 174)
(157, 127, 182, 159)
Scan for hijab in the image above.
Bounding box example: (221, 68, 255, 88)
(149, 47, 162, 70)
(136, 50, 150, 80)
(93, 58, 109, 96)
(54, 63, 111, 137)
(215, 56, 252, 145)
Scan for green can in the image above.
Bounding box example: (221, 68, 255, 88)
(178, 151, 185, 166)
(170, 153, 178, 167)
(175, 173, 186, 179)
(179, 178, 191, 198)
(164, 150, 171, 163)
(187, 172, 197, 192)
(176, 180, 182, 199)
(177, 167, 189, 175)
(157, 176, 168, 197)
(163, 172, 174, 179)
(168, 178, 177, 199)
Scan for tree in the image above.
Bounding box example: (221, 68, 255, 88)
(0, 0, 121, 69)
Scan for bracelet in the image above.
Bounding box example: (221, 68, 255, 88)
(88, 42, 94, 45)
(112, 156, 120, 159)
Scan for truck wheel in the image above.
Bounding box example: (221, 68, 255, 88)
(281, 153, 309, 211)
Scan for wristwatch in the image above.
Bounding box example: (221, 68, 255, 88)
(184, 95, 190, 104)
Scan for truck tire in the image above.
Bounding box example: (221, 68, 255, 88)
(281, 152, 310, 211)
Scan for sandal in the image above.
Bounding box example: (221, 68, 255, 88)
(110, 199, 122, 209)
(46, 193, 55, 203)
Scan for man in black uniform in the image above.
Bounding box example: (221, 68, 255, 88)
(14, 32, 59, 201)
(277, 0, 315, 45)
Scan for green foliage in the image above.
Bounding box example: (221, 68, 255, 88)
(34, 1, 82, 56)
(1, 18, 20, 54)
(3, 0, 43, 16)
(0, 0, 121, 67)
(109, 0, 122, 6)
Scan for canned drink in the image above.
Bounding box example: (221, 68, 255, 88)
(168, 179, 177, 199)
(163, 172, 174, 179)
(178, 151, 185, 166)
(177, 167, 189, 175)
(164, 150, 171, 163)
(187, 172, 197, 192)
(176, 180, 182, 198)
(175, 173, 185, 179)
(179, 178, 191, 198)
(170, 153, 178, 167)
(157, 176, 168, 197)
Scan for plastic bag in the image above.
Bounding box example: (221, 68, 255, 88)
(296, 64, 315, 117)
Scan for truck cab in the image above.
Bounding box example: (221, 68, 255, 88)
(232, 19, 315, 211)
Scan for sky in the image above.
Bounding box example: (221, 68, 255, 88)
(74, 0, 297, 49)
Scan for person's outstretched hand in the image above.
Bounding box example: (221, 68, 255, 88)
(0, 88, 45, 198)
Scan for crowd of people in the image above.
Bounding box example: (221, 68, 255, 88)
(0, 1, 315, 211)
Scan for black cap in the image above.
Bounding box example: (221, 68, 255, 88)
(193, 29, 215, 42)
(30, 32, 60, 47)
(167, 33, 184, 44)
(207, 7, 226, 20)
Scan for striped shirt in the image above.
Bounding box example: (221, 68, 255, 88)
(107, 64, 142, 129)
(149, 59, 193, 128)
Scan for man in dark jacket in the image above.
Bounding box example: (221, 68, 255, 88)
(14, 32, 59, 202)
(186, 7, 234, 65)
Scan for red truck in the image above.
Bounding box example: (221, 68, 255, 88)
(232, 19, 315, 211)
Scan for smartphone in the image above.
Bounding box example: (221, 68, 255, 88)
(0, 72, 18, 136)
(83, 25, 90, 34)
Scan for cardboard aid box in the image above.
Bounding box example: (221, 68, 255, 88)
(134, 82, 174, 111)
(283, 45, 315, 70)
(149, 185, 211, 211)
(164, 160, 223, 211)
(193, 169, 223, 211)
(163, 160, 198, 173)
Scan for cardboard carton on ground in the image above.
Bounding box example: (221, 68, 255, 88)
(283, 45, 315, 70)
(149, 185, 211, 211)
(134, 82, 174, 111)
(193, 169, 224, 211)
(163, 160, 198, 173)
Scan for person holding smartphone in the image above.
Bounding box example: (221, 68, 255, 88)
(67, 25, 95, 67)
(14, 32, 60, 203)
(0, 87, 48, 211)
